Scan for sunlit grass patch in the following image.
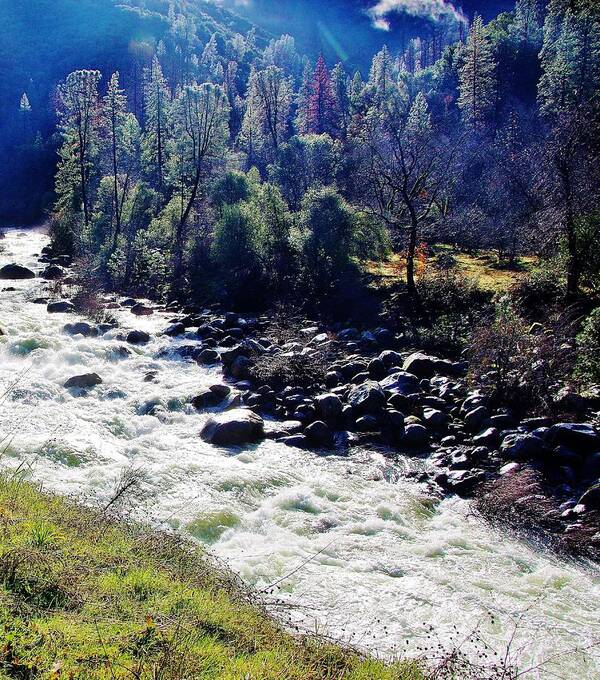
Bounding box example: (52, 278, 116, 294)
(0, 476, 424, 679)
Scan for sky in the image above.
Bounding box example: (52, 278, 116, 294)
(213, 0, 514, 67)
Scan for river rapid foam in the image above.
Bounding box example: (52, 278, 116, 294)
(1, 227, 599, 677)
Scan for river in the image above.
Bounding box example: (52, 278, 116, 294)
(1, 226, 599, 678)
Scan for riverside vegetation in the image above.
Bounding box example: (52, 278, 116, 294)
(1, 0, 600, 676)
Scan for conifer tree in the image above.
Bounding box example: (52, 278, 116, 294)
(306, 55, 336, 135)
(103, 72, 129, 251)
(458, 15, 497, 130)
(56, 69, 102, 229)
(143, 56, 171, 191)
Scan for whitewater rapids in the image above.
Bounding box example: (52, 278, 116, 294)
(0, 226, 598, 677)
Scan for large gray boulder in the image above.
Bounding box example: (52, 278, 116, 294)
(314, 393, 343, 423)
(547, 423, 600, 452)
(0, 263, 36, 279)
(380, 371, 420, 396)
(347, 380, 386, 415)
(501, 433, 546, 461)
(64, 373, 102, 389)
(47, 300, 75, 313)
(402, 352, 455, 378)
(200, 409, 264, 446)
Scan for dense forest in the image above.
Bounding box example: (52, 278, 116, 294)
(2, 0, 600, 388)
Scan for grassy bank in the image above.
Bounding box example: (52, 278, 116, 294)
(0, 477, 423, 679)
(366, 246, 538, 293)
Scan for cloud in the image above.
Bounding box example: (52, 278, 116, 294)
(366, 0, 468, 31)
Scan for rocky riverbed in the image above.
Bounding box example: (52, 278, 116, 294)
(1, 226, 600, 677)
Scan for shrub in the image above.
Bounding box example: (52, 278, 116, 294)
(299, 187, 358, 295)
(510, 265, 565, 319)
(469, 299, 575, 413)
(382, 269, 492, 353)
(576, 307, 600, 384)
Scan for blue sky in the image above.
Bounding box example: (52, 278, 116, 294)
(214, 0, 514, 67)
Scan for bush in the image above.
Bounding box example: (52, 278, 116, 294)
(510, 265, 565, 319)
(382, 270, 492, 353)
(469, 299, 575, 413)
(576, 307, 600, 384)
(299, 187, 358, 295)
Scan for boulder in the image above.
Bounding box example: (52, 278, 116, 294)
(473, 427, 500, 448)
(126, 330, 150, 344)
(200, 409, 264, 446)
(380, 371, 420, 396)
(581, 452, 600, 481)
(501, 433, 546, 461)
(47, 301, 75, 313)
(197, 348, 220, 364)
(131, 303, 153, 316)
(192, 389, 226, 410)
(40, 264, 65, 280)
(64, 322, 98, 337)
(402, 352, 455, 378)
(314, 393, 343, 423)
(163, 322, 186, 337)
(422, 408, 447, 429)
(0, 263, 35, 279)
(401, 423, 429, 448)
(547, 423, 600, 452)
(347, 380, 386, 415)
(378, 350, 403, 369)
(64, 373, 102, 389)
(578, 484, 600, 511)
(304, 420, 334, 447)
(443, 470, 486, 496)
(464, 406, 490, 432)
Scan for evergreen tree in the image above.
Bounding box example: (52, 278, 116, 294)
(458, 15, 497, 130)
(294, 61, 313, 134)
(306, 55, 336, 135)
(102, 72, 129, 252)
(368, 45, 395, 107)
(56, 69, 102, 230)
(143, 56, 171, 191)
(331, 63, 350, 140)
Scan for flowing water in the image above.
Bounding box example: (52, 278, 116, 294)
(1, 226, 599, 677)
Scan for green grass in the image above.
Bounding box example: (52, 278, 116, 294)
(0, 477, 424, 679)
(365, 245, 537, 293)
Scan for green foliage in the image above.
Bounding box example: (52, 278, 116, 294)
(0, 477, 423, 680)
(299, 187, 359, 294)
(574, 213, 600, 292)
(510, 264, 565, 319)
(212, 171, 252, 208)
(576, 307, 600, 384)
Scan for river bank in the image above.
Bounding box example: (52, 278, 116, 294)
(1, 226, 600, 677)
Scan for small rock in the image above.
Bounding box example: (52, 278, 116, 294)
(64, 373, 102, 389)
(197, 348, 220, 364)
(47, 301, 75, 313)
(126, 330, 150, 344)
